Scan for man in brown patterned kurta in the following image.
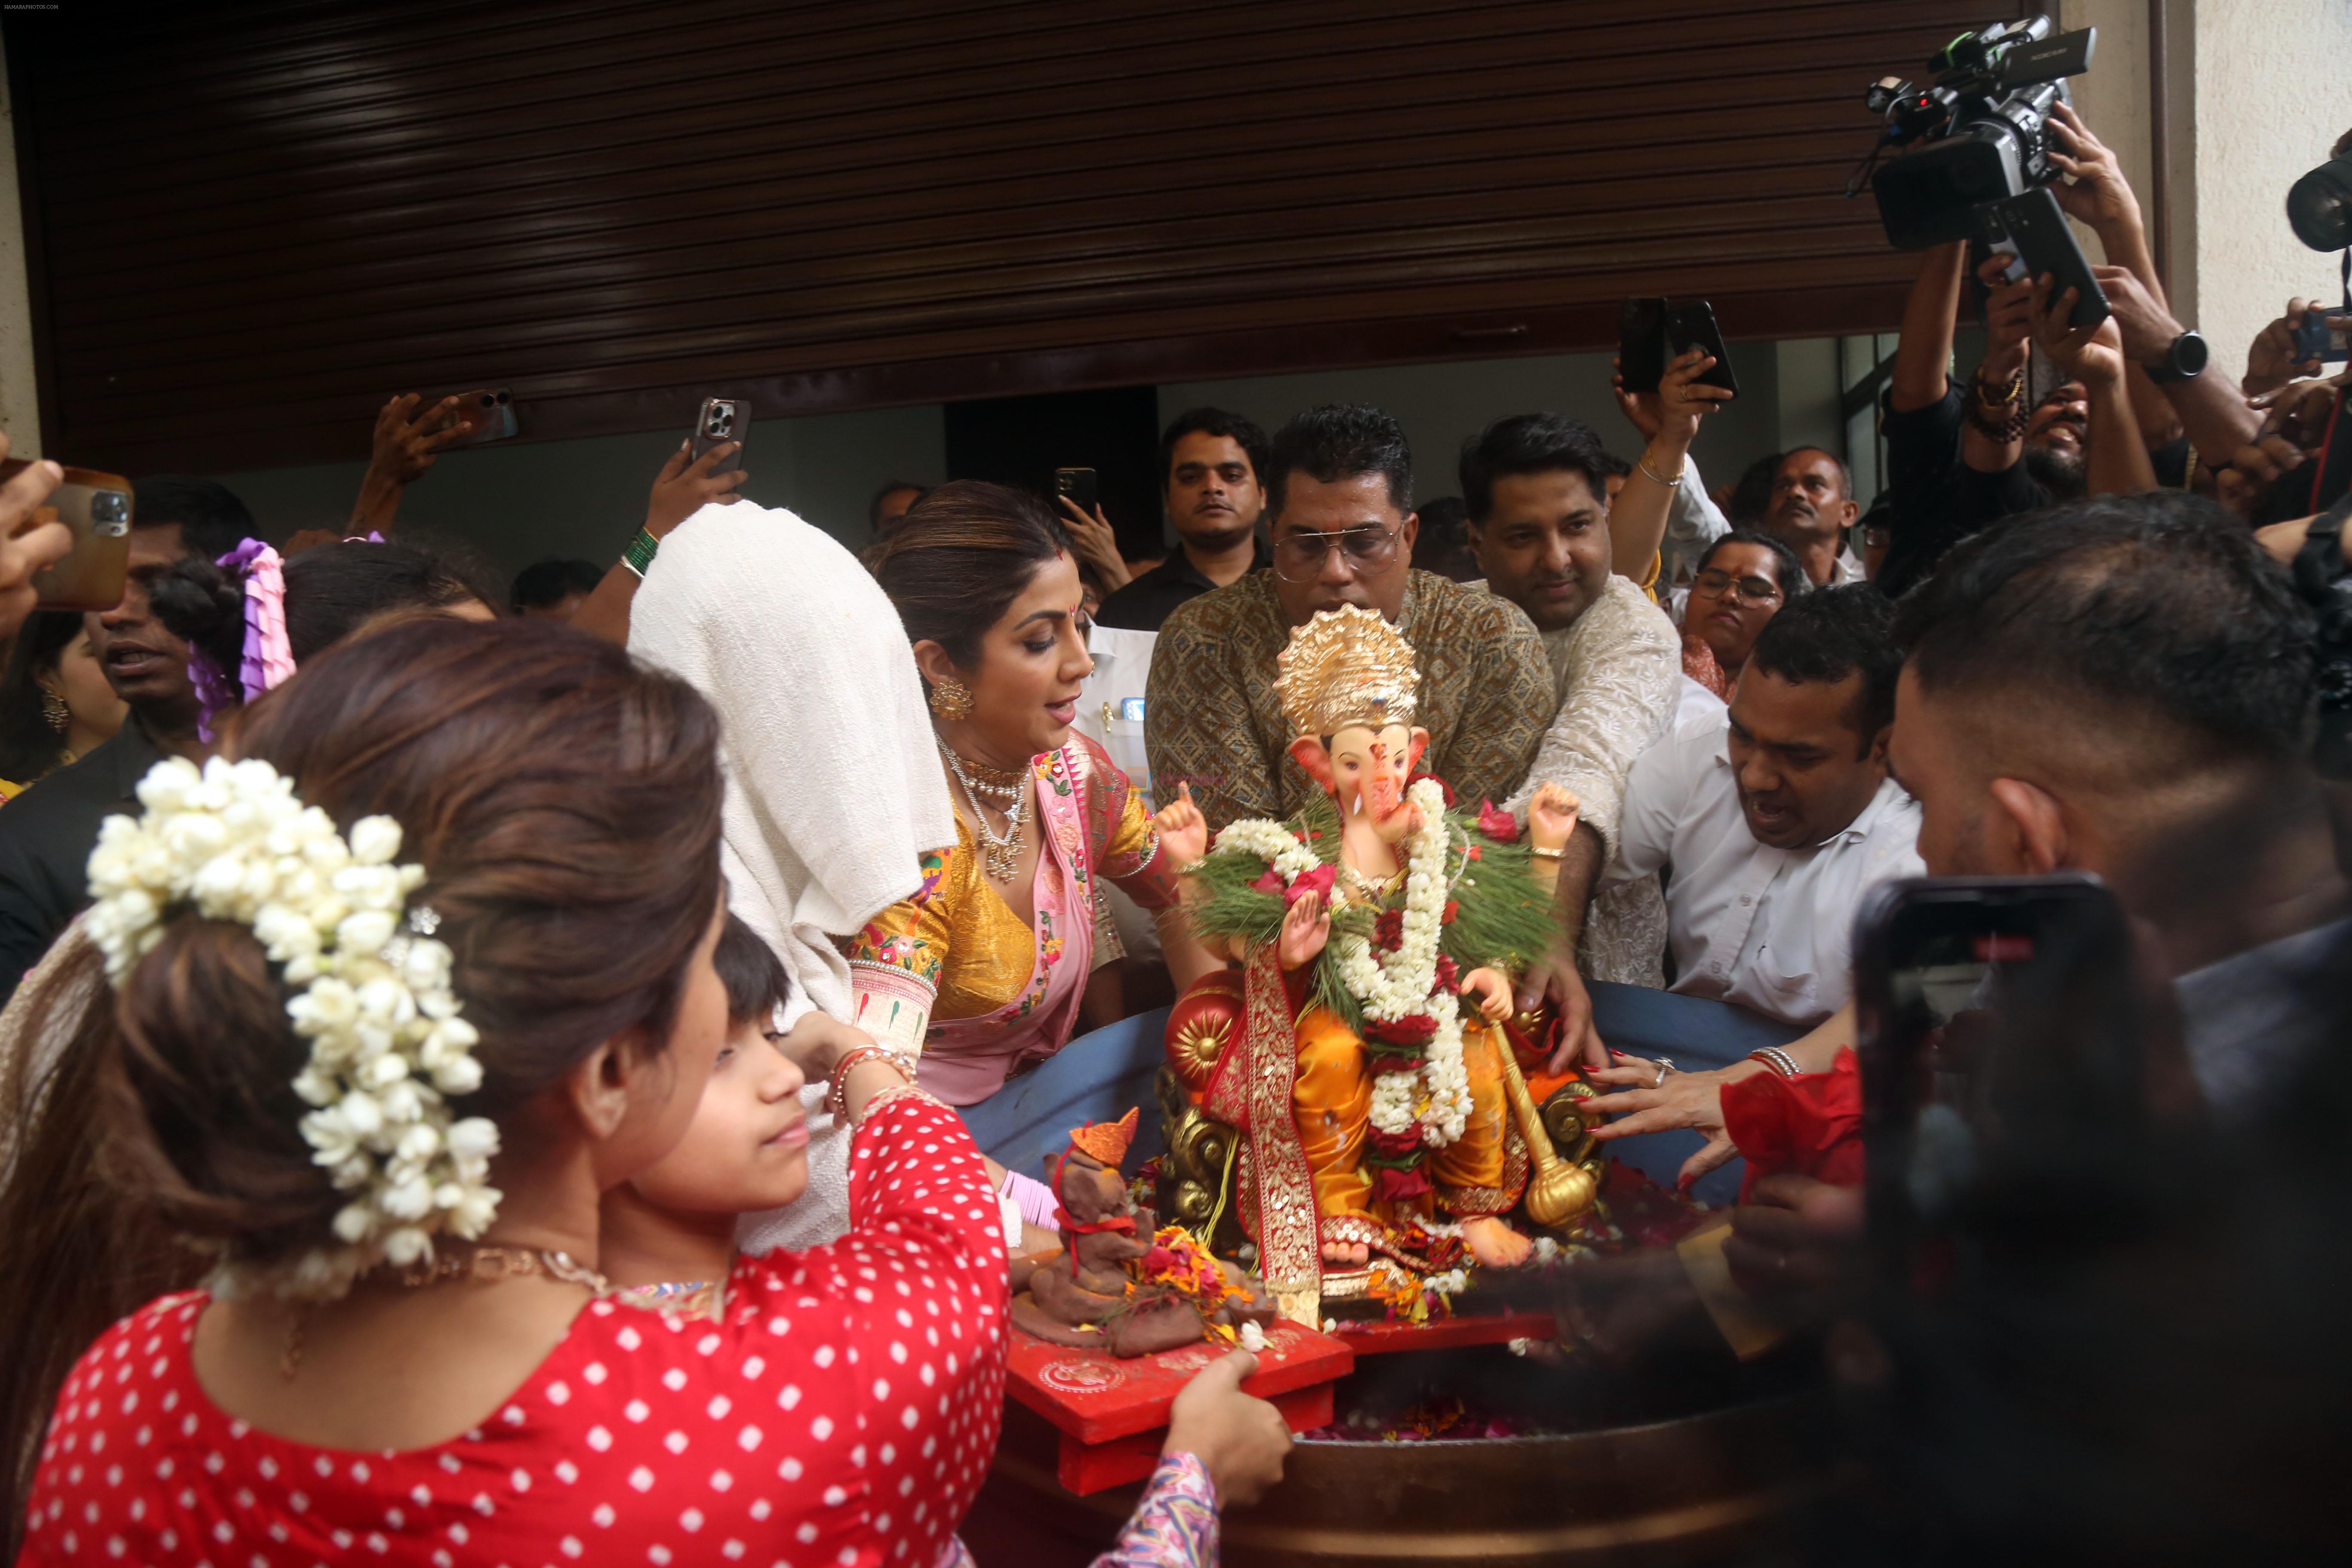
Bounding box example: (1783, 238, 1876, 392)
(1144, 404, 1553, 832)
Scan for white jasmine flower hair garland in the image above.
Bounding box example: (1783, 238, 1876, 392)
(84, 756, 499, 1301)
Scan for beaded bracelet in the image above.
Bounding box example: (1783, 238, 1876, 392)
(1965, 368, 2031, 443)
(824, 1043, 919, 1121)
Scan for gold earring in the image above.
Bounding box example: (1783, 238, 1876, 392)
(928, 677, 973, 721)
(40, 690, 68, 733)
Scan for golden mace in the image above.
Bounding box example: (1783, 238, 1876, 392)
(1495, 1035, 1598, 1228)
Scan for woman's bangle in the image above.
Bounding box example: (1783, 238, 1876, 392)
(1747, 1046, 1801, 1079)
(824, 1044, 918, 1121)
(1529, 845, 1565, 861)
(1636, 455, 1686, 487)
(619, 527, 661, 580)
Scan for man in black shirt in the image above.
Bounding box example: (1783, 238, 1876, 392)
(1093, 407, 1271, 631)
(0, 477, 251, 1000)
(1878, 103, 2180, 600)
(1877, 241, 2089, 600)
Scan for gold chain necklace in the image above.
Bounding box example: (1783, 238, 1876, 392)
(937, 737, 1029, 882)
(280, 1246, 611, 1378)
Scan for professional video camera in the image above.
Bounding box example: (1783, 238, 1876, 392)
(1856, 17, 2099, 251)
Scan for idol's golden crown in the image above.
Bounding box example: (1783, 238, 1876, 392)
(1274, 605, 1420, 737)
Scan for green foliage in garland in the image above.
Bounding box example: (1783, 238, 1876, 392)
(1433, 821, 1558, 976)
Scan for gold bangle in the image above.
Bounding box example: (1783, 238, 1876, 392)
(1529, 845, 1565, 861)
(1637, 456, 1685, 487)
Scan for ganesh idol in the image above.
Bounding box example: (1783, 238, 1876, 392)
(1156, 605, 1595, 1321)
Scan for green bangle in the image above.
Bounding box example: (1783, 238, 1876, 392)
(620, 528, 660, 579)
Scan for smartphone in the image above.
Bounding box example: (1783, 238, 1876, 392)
(1054, 467, 1099, 513)
(430, 388, 517, 447)
(1991, 187, 2110, 331)
(1853, 874, 2144, 1281)
(2293, 306, 2351, 365)
(1966, 204, 2030, 300)
(1618, 296, 1668, 394)
(690, 397, 748, 483)
(1663, 299, 1740, 396)
(4, 460, 134, 613)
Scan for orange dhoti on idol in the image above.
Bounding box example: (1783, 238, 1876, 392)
(1290, 1006, 1521, 1241)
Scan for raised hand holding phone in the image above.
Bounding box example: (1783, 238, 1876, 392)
(343, 392, 478, 539)
(0, 434, 70, 640)
(649, 437, 749, 537)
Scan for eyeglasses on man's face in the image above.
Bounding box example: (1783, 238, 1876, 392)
(1271, 525, 1402, 583)
(1691, 568, 1782, 606)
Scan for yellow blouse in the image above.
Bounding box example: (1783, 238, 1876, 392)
(843, 741, 1172, 1023)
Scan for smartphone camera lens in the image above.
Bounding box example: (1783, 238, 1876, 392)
(706, 409, 732, 439)
(91, 491, 130, 533)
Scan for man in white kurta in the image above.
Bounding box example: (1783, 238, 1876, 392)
(1605, 587, 1923, 1026)
(1458, 413, 1685, 994)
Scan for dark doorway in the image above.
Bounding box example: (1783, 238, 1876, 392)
(943, 386, 1164, 561)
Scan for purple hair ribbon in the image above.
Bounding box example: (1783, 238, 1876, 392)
(190, 538, 297, 744)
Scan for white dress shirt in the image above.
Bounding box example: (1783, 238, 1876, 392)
(1660, 453, 1733, 583)
(1604, 707, 1925, 1026)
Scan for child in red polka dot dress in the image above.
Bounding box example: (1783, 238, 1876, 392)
(4, 622, 1011, 1567)
(594, 921, 1285, 1568)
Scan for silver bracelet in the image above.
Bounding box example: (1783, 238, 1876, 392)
(1636, 456, 1686, 488)
(1748, 1045, 1801, 1078)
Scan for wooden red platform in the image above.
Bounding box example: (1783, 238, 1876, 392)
(1006, 1319, 1355, 1495)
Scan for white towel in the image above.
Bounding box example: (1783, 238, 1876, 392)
(628, 501, 955, 1252)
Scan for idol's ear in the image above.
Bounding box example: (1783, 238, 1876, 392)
(1289, 735, 1336, 793)
(1408, 727, 1430, 772)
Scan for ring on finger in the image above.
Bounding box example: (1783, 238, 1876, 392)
(1652, 1057, 1676, 1090)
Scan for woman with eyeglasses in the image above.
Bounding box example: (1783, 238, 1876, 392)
(1679, 529, 1806, 700)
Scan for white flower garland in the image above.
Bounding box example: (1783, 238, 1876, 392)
(1211, 777, 1472, 1150)
(84, 756, 499, 1301)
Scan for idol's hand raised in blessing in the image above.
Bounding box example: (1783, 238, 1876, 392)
(1277, 889, 1332, 971)
(1153, 781, 1210, 867)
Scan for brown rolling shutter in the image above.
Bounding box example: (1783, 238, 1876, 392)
(6, 0, 2030, 472)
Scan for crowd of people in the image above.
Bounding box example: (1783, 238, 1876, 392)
(0, 99, 2344, 1565)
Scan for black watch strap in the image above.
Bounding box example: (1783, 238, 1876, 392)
(2145, 331, 2208, 384)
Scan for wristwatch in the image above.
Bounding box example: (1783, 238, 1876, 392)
(2144, 330, 2209, 383)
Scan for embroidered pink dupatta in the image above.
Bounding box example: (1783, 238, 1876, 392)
(918, 745, 1101, 1104)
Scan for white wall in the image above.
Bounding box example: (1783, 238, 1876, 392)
(211, 402, 949, 572)
(0, 34, 39, 456)
(1158, 345, 1786, 539)
(2189, 0, 2352, 372)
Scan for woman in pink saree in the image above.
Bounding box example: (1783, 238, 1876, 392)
(847, 482, 1207, 1108)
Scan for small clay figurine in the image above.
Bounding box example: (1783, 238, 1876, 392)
(1009, 1109, 1278, 1358)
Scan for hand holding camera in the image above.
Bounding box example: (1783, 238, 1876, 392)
(2043, 101, 2142, 242)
